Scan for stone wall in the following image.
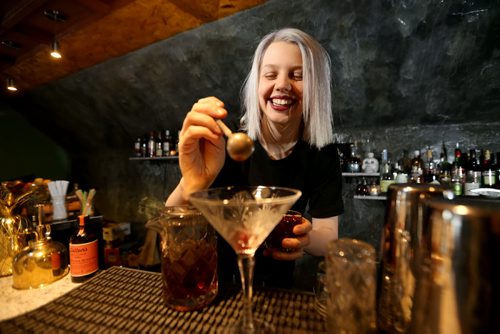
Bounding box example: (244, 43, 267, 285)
(3, 0, 499, 247)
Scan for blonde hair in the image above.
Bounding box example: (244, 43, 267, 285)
(240, 28, 334, 148)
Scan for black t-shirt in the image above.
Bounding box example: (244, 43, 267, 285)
(213, 139, 344, 289)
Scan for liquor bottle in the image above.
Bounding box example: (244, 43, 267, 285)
(356, 177, 370, 196)
(104, 241, 121, 268)
(482, 149, 495, 188)
(69, 215, 99, 283)
(410, 150, 425, 183)
(464, 149, 481, 196)
(379, 149, 395, 192)
(133, 137, 142, 157)
(140, 136, 147, 157)
(162, 130, 173, 157)
(346, 142, 362, 173)
(495, 152, 500, 189)
(174, 130, 181, 156)
(155, 131, 163, 157)
(362, 152, 379, 174)
(147, 131, 155, 158)
(437, 141, 451, 186)
(423, 146, 438, 183)
(451, 143, 465, 196)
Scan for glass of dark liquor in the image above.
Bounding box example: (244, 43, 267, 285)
(265, 210, 303, 252)
(151, 206, 218, 311)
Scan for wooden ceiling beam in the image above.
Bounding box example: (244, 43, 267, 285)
(74, 0, 111, 15)
(0, 0, 47, 33)
(169, 0, 219, 22)
(13, 24, 53, 44)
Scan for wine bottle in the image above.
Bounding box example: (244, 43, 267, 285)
(451, 143, 465, 196)
(482, 149, 495, 188)
(464, 149, 481, 196)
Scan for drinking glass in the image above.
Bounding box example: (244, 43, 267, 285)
(190, 186, 301, 333)
(326, 238, 376, 334)
(265, 210, 302, 252)
(154, 206, 218, 311)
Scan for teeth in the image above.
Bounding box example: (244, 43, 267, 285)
(271, 98, 292, 106)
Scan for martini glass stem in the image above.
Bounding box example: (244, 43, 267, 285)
(237, 254, 255, 332)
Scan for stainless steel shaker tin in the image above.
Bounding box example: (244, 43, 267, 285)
(378, 183, 448, 333)
(410, 197, 500, 334)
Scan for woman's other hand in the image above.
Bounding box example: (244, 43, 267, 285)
(264, 217, 312, 261)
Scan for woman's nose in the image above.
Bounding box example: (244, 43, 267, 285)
(275, 74, 292, 91)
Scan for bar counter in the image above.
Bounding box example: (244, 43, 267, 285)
(0, 267, 326, 333)
(0, 273, 81, 321)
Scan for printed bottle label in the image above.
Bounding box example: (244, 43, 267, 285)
(70, 240, 99, 277)
(482, 171, 495, 186)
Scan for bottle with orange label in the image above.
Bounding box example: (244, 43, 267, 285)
(69, 215, 99, 283)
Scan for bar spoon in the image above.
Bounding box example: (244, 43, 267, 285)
(216, 120, 254, 161)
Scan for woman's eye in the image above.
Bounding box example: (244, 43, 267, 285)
(263, 73, 277, 80)
(292, 72, 303, 80)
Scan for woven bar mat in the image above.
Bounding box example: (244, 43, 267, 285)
(1, 266, 326, 333)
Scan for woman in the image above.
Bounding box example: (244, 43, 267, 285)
(166, 28, 343, 288)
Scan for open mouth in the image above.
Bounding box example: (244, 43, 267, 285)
(269, 97, 295, 109)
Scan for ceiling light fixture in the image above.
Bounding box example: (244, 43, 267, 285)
(43, 9, 67, 22)
(6, 77, 18, 92)
(1, 40, 23, 49)
(50, 40, 62, 59)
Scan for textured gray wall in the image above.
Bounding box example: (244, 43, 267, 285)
(3, 0, 499, 246)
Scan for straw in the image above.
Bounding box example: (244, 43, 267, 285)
(77, 188, 96, 216)
(48, 180, 69, 198)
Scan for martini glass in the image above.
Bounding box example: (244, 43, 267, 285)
(189, 186, 301, 333)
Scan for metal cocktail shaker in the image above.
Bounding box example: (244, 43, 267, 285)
(377, 184, 449, 333)
(410, 197, 500, 334)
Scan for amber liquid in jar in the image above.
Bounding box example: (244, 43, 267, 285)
(162, 239, 218, 311)
(70, 215, 99, 283)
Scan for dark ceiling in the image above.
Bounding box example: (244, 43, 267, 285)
(0, 0, 266, 95)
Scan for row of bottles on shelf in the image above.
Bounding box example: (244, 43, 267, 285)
(341, 141, 500, 197)
(133, 130, 180, 158)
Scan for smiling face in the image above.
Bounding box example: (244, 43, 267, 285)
(258, 41, 304, 127)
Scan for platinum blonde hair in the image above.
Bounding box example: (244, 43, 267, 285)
(240, 28, 334, 148)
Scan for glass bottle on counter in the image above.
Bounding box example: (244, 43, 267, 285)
(69, 215, 99, 283)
